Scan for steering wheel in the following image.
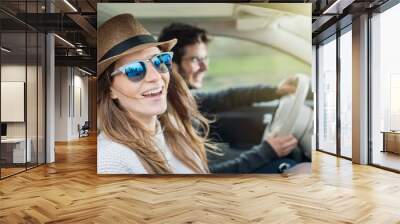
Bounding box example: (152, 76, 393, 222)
(262, 74, 313, 161)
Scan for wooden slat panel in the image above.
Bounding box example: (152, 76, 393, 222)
(385, 133, 400, 154)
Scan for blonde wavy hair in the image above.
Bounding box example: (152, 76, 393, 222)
(97, 57, 213, 174)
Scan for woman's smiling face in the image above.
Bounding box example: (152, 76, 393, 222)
(110, 47, 170, 121)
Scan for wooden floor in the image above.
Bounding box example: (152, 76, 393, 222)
(1, 135, 400, 223)
(1, 167, 26, 178)
(1, 163, 44, 178)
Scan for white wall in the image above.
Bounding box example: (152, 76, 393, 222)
(55, 66, 69, 141)
(1, 65, 31, 138)
(71, 72, 89, 139)
(54, 67, 89, 141)
(1, 65, 26, 135)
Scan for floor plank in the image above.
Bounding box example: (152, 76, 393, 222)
(0, 135, 399, 223)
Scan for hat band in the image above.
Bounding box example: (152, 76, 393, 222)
(99, 35, 157, 62)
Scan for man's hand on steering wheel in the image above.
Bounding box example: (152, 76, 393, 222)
(264, 134, 298, 158)
(276, 75, 298, 96)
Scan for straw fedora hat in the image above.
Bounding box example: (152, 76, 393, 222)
(97, 14, 177, 76)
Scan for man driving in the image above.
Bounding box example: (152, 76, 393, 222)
(158, 23, 300, 173)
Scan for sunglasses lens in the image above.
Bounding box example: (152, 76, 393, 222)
(152, 53, 172, 73)
(118, 53, 173, 82)
(124, 61, 146, 82)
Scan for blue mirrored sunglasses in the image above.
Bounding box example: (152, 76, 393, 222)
(110, 52, 173, 82)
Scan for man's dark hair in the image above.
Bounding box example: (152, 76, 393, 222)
(158, 23, 210, 64)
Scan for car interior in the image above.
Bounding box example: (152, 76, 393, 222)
(98, 3, 314, 168)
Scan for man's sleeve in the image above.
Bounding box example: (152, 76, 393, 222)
(208, 141, 279, 173)
(193, 85, 279, 114)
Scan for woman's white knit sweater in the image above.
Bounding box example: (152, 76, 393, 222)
(97, 125, 204, 174)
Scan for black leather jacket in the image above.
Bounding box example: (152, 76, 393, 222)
(192, 85, 281, 173)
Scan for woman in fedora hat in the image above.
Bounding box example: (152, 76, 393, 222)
(97, 14, 212, 174)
